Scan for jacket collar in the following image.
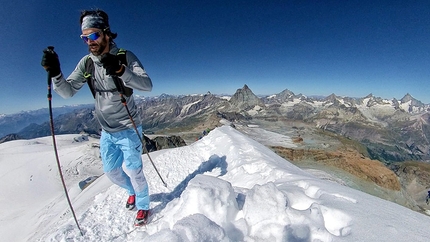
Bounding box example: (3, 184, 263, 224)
(90, 43, 118, 64)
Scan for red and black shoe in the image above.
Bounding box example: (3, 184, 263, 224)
(126, 195, 136, 210)
(135, 209, 150, 226)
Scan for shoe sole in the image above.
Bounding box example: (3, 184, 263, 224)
(134, 221, 147, 226)
(134, 211, 150, 226)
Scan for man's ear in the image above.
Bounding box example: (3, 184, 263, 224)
(104, 32, 111, 42)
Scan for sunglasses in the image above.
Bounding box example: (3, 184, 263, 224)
(80, 31, 102, 42)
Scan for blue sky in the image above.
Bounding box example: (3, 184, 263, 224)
(2, 0, 430, 114)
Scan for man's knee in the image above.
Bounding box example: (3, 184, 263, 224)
(128, 166, 147, 192)
(105, 167, 127, 183)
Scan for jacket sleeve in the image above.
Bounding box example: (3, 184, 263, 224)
(52, 56, 87, 99)
(120, 51, 153, 92)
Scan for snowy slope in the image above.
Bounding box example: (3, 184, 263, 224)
(1, 125, 430, 241)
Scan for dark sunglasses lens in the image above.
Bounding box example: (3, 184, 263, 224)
(81, 32, 100, 42)
(88, 32, 100, 41)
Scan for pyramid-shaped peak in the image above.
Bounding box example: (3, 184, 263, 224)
(233, 84, 256, 98)
(400, 93, 414, 103)
(279, 89, 295, 95)
(400, 93, 424, 107)
(325, 93, 338, 101)
(276, 89, 296, 101)
(229, 85, 265, 110)
(234, 84, 254, 95)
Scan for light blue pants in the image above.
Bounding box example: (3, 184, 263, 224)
(100, 126, 150, 210)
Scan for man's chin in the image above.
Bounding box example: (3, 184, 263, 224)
(91, 51, 101, 56)
(89, 46, 102, 56)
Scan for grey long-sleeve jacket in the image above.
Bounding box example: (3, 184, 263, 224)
(52, 44, 153, 133)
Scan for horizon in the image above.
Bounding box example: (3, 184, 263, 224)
(2, 1, 430, 114)
(1, 85, 423, 116)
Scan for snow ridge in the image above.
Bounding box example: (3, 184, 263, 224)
(1, 126, 430, 241)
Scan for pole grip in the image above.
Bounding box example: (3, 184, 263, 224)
(45, 46, 55, 84)
(47, 46, 55, 52)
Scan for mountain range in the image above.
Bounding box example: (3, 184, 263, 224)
(2, 85, 430, 214)
(2, 85, 430, 164)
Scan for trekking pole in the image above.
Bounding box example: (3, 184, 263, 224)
(112, 76, 168, 188)
(44, 46, 84, 236)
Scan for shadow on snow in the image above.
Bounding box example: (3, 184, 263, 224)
(150, 154, 227, 214)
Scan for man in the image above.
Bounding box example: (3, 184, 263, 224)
(41, 9, 152, 226)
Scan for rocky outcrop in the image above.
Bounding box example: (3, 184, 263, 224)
(142, 135, 187, 153)
(216, 111, 249, 122)
(389, 161, 430, 206)
(0, 134, 22, 144)
(153, 135, 187, 150)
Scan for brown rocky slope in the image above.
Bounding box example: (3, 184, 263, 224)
(271, 146, 401, 191)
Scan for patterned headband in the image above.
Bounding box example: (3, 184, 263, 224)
(81, 14, 108, 31)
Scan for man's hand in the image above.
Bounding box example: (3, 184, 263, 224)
(100, 53, 124, 76)
(41, 46, 61, 78)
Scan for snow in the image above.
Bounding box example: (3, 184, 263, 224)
(219, 96, 231, 101)
(280, 99, 302, 107)
(180, 100, 202, 116)
(1, 125, 430, 241)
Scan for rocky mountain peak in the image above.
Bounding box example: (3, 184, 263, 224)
(277, 89, 295, 101)
(364, 95, 386, 107)
(324, 93, 338, 102)
(323, 93, 343, 107)
(229, 84, 265, 110)
(400, 93, 425, 110)
(364, 93, 374, 99)
(401, 93, 414, 103)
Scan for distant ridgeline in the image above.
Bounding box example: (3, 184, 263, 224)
(1, 85, 430, 163)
